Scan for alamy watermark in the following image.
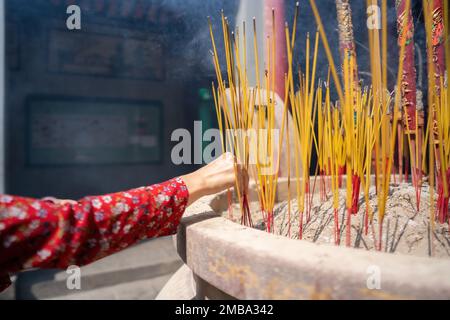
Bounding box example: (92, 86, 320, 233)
(367, 4, 381, 30)
(366, 265, 381, 290)
(66, 265, 81, 290)
(66, 5, 81, 30)
(171, 121, 279, 175)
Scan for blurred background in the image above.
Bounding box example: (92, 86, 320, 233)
(0, 0, 428, 299)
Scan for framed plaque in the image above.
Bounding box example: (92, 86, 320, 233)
(26, 96, 163, 166)
(47, 28, 165, 81)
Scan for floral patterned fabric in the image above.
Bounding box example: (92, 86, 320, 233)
(0, 177, 189, 292)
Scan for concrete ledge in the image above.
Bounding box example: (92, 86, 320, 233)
(163, 178, 450, 300)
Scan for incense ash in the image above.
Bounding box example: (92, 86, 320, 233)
(224, 182, 450, 258)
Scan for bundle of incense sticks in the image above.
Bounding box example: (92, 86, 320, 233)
(209, 10, 288, 230)
(307, 0, 413, 249)
(208, 0, 449, 250)
(422, 0, 449, 234)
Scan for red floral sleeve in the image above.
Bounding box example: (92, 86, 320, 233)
(0, 177, 189, 291)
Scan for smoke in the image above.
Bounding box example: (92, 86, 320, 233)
(155, 0, 240, 81)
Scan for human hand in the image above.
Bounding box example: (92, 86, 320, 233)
(181, 152, 248, 206)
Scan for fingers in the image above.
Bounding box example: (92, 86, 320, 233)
(212, 152, 249, 194)
(222, 151, 234, 161)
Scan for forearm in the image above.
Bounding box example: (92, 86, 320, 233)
(181, 172, 206, 206)
(0, 153, 241, 284)
(0, 177, 189, 274)
(181, 152, 244, 206)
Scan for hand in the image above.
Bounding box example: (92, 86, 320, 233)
(181, 152, 248, 206)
